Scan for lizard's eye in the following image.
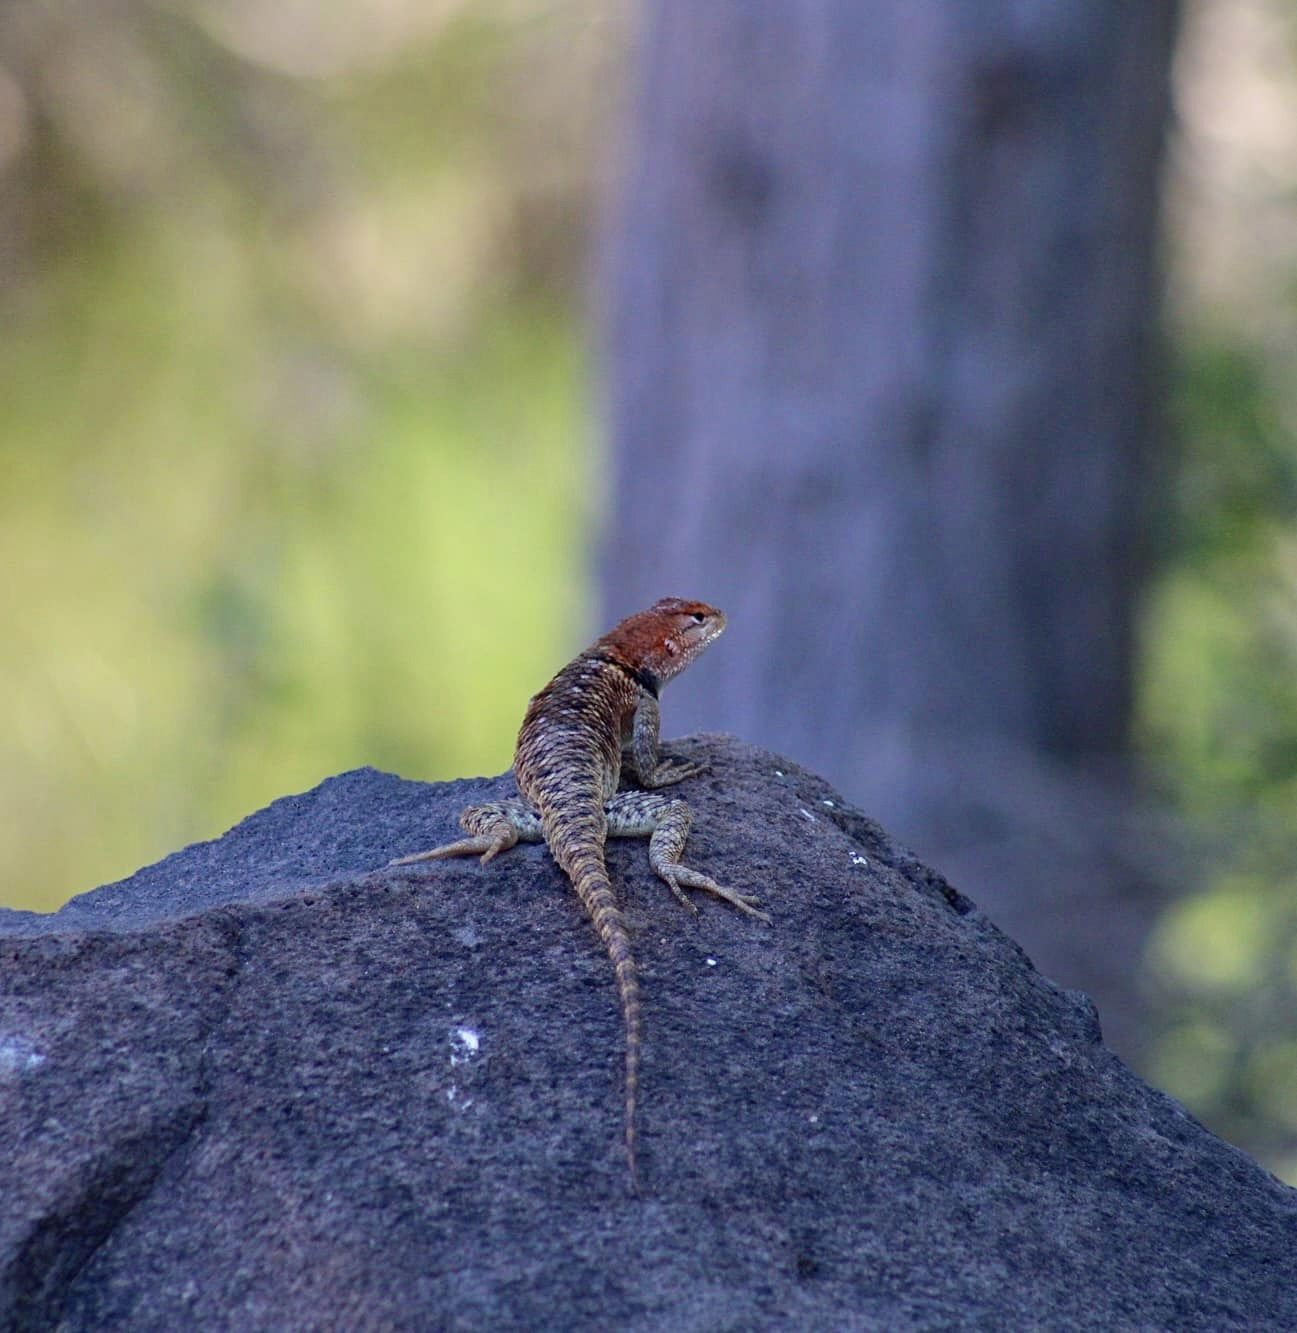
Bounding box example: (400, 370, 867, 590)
(690, 612, 706, 623)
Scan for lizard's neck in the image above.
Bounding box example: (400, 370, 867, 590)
(586, 649, 660, 698)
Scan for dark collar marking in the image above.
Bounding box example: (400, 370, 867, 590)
(590, 651, 660, 698)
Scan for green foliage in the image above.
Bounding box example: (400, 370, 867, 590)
(0, 3, 608, 911)
(1165, 340, 1297, 562)
(1140, 330, 1297, 1182)
(0, 241, 589, 909)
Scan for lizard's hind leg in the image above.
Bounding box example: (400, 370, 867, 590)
(605, 791, 770, 923)
(390, 799, 543, 866)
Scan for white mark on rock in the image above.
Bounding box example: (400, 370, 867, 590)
(446, 1028, 481, 1110)
(450, 1027, 480, 1065)
(705, 957, 717, 967)
(851, 854, 869, 867)
(821, 799, 836, 808)
(774, 770, 784, 778)
(798, 808, 816, 823)
(0, 1034, 46, 1078)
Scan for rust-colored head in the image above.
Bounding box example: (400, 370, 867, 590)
(597, 597, 727, 687)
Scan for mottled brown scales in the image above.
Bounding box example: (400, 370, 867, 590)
(390, 597, 769, 1191)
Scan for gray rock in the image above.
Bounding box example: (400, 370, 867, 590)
(1, 736, 1294, 1330)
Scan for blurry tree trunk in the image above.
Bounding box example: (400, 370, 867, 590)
(601, 1, 1180, 1059)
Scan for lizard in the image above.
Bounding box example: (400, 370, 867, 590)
(389, 596, 769, 1191)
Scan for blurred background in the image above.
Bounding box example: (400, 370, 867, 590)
(2, 0, 1295, 1180)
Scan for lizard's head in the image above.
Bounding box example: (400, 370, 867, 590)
(600, 597, 727, 687)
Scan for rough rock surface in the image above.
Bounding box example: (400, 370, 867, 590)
(2, 736, 1294, 1330)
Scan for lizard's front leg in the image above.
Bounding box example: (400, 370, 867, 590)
(627, 694, 708, 788)
(605, 790, 770, 922)
(389, 799, 543, 866)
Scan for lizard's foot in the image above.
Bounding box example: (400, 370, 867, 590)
(605, 790, 771, 924)
(661, 864, 770, 923)
(655, 869, 700, 915)
(641, 759, 709, 789)
(389, 835, 506, 866)
(388, 799, 542, 867)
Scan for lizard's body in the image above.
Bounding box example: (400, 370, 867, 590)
(391, 597, 767, 1189)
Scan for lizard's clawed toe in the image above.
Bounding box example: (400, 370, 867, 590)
(713, 886, 771, 923)
(662, 875, 700, 914)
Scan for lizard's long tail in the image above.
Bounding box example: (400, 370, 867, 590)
(548, 815, 642, 1193)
